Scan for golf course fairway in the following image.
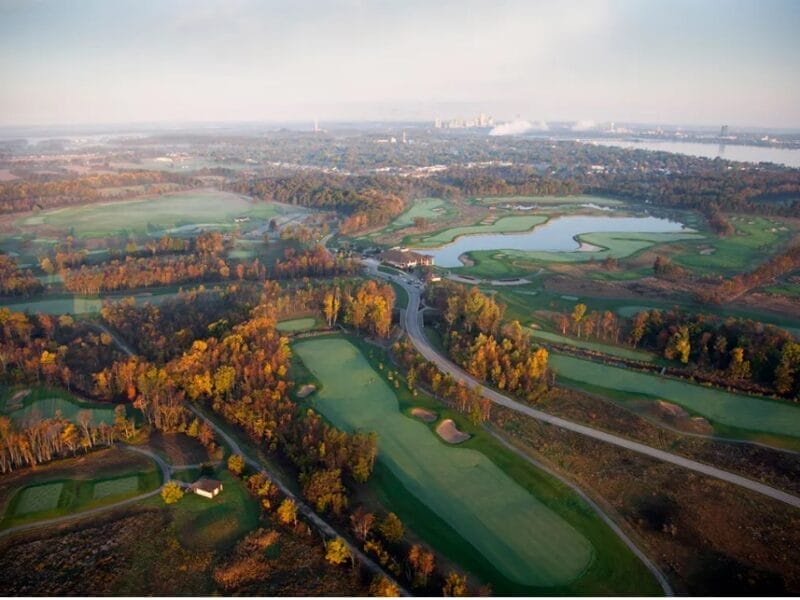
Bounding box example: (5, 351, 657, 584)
(293, 337, 594, 587)
(550, 354, 800, 441)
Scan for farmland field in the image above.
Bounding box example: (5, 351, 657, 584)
(1, 386, 117, 425)
(16, 190, 291, 237)
(550, 354, 800, 446)
(293, 336, 594, 588)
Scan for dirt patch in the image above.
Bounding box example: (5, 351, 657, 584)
(458, 253, 475, 267)
(411, 407, 437, 422)
(5, 389, 31, 410)
(657, 400, 689, 419)
(296, 384, 317, 399)
(435, 419, 470, 444)
(147, 432, 209, 466)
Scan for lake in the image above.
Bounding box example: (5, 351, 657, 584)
(592, 140, 800, 168)
(413, 215, 689, 267)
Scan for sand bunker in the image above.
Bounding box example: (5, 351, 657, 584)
(296, 384, 317, 399)
(411, 407, 437, 422)
(436, 419, 470, 444)
(657, 400, 689, 419)
(6, 389, 31, 410)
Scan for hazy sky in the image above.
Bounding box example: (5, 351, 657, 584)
(1, 0, 799, 128)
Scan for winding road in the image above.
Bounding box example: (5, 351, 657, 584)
(372, 264, 800, 511)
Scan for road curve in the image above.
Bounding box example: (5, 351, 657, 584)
(373, 266, 800, 511)
(184, 403, 411, 596)
(0, 444, 169, 540)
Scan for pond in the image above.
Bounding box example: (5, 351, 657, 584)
(413, 215, 690, 267)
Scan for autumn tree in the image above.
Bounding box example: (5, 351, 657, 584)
(227, 454, 245, 476)
(276, 498, 298, 526)
(350, 506, 375, 541)
(408, 544, 436, 588)
(379, 512, 404, 544)
(302, 468, 348, 516)
(325, 537, 351, 566)
(370, 575, 400, 597)
(443, 571, 468, 597)
(161, 481, 185, 504)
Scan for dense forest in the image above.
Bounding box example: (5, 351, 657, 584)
(0, 255, 42, 296)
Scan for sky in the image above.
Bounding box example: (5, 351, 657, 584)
(0, 0, 799, 128)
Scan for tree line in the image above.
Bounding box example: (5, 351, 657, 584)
(0, 255, 43, 296)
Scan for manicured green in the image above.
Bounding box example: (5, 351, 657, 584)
(92, 475, 140, 499)
(17, 190, 289, 237)
(550, 353, 800, 441)
(276, 317, 318, 332)
(1, 386, 117, 426)
(414, 215, 548, 247)
(293, 337, 593, 588)
(529, 329, 656, 362)
(14, 482, 64, 515)
(670, 215, 796, 275)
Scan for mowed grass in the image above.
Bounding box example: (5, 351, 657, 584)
(550, 354, 800, 444)
(1, 386, 117, 426)
(170, 470, 259, 551)
(459, 232, 701, 279)
(670, 215, 795, 275)
(18, 190, 286, 237)
(14, 482, 64, 515)
(528, 329, 657, 362)
(0, 289, 182, 316)
(92, 475, 140, 499)
(387, 197, 450, 230)
(293, 336, 593, 588)
(473, 195, 624, 206)
(414, 215, 548, 247)
(276, 317, 318, 332)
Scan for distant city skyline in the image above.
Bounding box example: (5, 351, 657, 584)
(1, 0, 799, 128)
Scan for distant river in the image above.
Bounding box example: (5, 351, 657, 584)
(592, 139, 800, 168)
(413, 215, 688, 268)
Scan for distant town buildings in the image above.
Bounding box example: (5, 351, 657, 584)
(434, 113, 495, 129)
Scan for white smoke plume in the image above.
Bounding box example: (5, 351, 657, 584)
(489, 119, 548, 136)
(570, 119, 597, 131)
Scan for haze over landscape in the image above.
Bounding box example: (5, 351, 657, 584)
(1, 1, 800, 598)
(1, 0, 799, 128)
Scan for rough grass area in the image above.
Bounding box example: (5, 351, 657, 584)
(529, 329, 657, 362)
(1, 385, 117, 426)
(550, 353, 800, 445)
(17, 190, 289, 237)
(293, 336, 593, 588)
(276, 317, 318, 332)
(414, 215, 549, 246)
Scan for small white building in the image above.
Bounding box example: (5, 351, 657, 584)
(191, 477, 223, 499)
